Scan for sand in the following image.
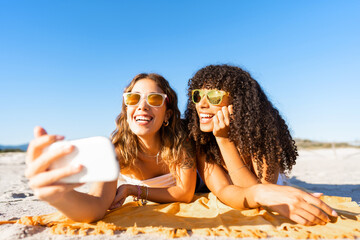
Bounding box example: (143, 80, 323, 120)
(0, 148, 359, 239)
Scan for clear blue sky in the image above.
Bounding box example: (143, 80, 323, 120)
(1, 0, 359, 145)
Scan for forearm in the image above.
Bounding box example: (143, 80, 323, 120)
(49, 181, 117, 222)
(216, 137, 258, 186)
(149, 185, 194, 203)
(49, 190, 109, 222)
(215, 184, 262, 209)
(126, 184, 194, 203)
(147, 168, 196, 203)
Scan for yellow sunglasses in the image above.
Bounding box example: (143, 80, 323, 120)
(191, 89, 228, 105)
(123, 92, 168, 107)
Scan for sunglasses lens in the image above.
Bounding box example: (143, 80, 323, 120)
(192, 90, 202, 103)
(207, 90, 223, 105)
(124, 93, 141, 106)
(147, 94, 164, 106)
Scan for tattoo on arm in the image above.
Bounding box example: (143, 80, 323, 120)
(180, 149, 196, 169)
(181, 155, 195, 169)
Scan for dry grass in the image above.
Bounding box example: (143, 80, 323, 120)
(295, 138, 360, 149)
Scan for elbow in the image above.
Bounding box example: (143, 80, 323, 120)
(67, 211, 106, 223)
(176, 190, 195, 203)
(182, 193, 194, 203)
(84, 214, 105, 223)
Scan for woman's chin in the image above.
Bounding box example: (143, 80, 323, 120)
(130, 126, 156, 137)
(199, 124, 213, 133)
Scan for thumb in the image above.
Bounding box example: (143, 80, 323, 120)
(34, 126, 48, 138)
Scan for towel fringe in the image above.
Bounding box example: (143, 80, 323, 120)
(1, 193, 359, 239)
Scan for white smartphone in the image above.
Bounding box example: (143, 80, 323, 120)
(46, 136, 120, 183)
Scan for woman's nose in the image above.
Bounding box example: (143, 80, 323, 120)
(198, 95, 209, 108)
(137, 98, 149, 110)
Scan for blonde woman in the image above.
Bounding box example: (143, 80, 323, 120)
(110, 73, 196, 209)
(25, 73, 196, 222)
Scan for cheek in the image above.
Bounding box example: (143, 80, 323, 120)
(195, 105, 200, 115)
(126, 108, 134, 123)
(155, 108, 166, 121)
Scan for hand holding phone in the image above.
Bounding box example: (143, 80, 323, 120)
(46, 136, 119, 183)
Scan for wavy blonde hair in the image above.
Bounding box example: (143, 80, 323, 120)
(111, 73, 194, 173)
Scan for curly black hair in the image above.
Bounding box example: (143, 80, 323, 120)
(185, 64, 298, 182)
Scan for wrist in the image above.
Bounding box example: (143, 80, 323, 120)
(127, 184, 138, 196)
(130, 185, 149, 205)
(245, 184, 263, 208)
(215, 136, 231, 144)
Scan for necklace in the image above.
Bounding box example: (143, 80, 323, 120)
(139, 150, 161, 164)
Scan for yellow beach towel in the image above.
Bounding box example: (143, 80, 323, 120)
(2, 193, 360, 238)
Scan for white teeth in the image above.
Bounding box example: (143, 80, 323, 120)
(135, 116, 152, 121)
(200, 113, 214, 118)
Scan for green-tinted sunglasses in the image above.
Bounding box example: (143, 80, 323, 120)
(192, 89, 228, 105)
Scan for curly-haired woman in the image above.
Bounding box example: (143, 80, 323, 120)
(186, 64, 338, 226)
(25, 73, 196, 222)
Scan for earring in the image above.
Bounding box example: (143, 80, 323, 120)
(163, 120, 169, 127)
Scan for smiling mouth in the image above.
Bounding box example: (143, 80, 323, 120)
(135, 115, 153, 123)
(199, 113, 214, 123)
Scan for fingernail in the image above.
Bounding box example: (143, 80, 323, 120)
(55, 135, 64, 141)
(63, 144, 73, 151)
(332, 210, 338, 217)
(72, 164, 82, 171)
(312, 192, 323, 197)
